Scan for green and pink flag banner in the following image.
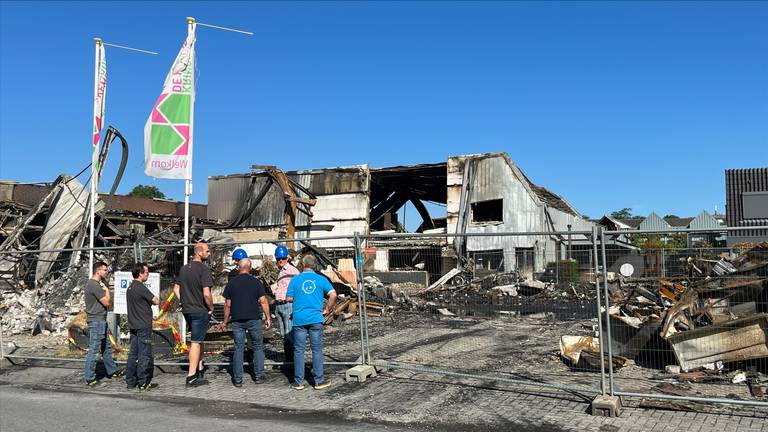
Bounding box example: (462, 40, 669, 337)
(144, 25, 196, 179)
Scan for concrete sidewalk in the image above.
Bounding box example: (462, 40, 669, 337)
(1, 360, 766, 432)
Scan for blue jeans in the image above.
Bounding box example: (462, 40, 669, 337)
(231, 319, 265, 383)
(84, 320, 117, 382)
(275, 303, 294, 363)
(125, 328, 154, 387)
(293, 322, 324, 385)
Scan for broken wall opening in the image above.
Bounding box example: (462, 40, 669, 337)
(471, 199, 503, 223)
(369, 163, 447, 232)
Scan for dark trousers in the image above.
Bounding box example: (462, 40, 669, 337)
(125, 328, 154, 387)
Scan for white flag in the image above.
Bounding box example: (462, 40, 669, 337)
(144, 25, 196, 179)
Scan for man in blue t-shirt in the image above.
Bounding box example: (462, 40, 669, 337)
(286, 254, 336, 390)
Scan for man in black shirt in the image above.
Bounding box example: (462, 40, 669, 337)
(223, 258, 271, 386)
(125, 262, 159, 390)
(173, 241, 214, 387)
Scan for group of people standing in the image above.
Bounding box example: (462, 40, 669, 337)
(82, 241, 337, 391)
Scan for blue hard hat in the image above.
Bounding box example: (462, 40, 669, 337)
(232, 248, 248, 261)
(275, 245, 289, 260)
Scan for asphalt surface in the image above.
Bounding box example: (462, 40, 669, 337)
(0, 385, 420, 432)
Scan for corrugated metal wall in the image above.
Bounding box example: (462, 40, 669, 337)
(726, 168, 768, 245)
(639, 212, 671, 231)
(688, 211, 720, 230)
(207, 167, 370, 245)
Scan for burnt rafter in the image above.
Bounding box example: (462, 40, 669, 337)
(409, 197, 434, 229)
(370, 190, 410, 226)
(251, 165, 318, 241)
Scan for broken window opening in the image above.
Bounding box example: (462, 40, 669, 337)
(471, 249, 504, 273)
(471, 199, 503, 223)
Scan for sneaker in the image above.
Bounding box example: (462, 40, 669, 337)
(252, 375, 266, 384)
(138, 383, 158, 391)
(291, 383, 306, 390)
(232, 380, 243, 388)
(313, 381, 330, 390)
(86, 379, 101, 387)
(185, 375, 209, 388)
(108, 368, 125, 379)
(197, 361, 208, 380)
(126, 383, 138, 390)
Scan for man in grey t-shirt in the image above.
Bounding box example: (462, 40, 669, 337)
(83, 261, 122, 386)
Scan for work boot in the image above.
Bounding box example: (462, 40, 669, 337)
(313, 381, 330, 390)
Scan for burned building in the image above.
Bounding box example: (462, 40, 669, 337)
(207, 152, 600, 279)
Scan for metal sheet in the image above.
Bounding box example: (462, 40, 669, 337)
(688, 210, 721, 230)
(639, 212, 671, 231)
(667, 313, 768, 372)
(35, 177, 91, 283)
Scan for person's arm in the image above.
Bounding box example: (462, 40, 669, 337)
(143, 286, 160, 306)
(323, 290, 337, 316)
(203, 286, 214, 313)
(223, 298, 232, 325)
(173, 283, 180, 300)
(285, 279, 295, 303)
(98, 283, 111, 307)
(259, 296, 271, 329)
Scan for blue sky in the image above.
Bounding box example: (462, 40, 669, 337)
(1, 1, 766, 224)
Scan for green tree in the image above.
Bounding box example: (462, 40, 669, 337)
(664, 214, 680, 219)
(128, 185, 166, 199)
(631, 233, 687, 250)
(610, 208, 634, 219)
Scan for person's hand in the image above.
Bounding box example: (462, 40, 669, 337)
(321, 306, 328, 316)
(264, 318, 272, 330)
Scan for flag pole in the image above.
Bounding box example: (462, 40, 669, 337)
(183, 16, 196, 266)
(89, 37, 103, 276)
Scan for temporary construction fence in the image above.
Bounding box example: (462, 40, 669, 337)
(599, 228, 768, 410)
(1, 227, 767, 413)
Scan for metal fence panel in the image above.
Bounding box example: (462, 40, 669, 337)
(601, 230, 768, 409)
(359, 231, 604, 394)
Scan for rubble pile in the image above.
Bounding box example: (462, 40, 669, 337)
(605, 243, 768, 388)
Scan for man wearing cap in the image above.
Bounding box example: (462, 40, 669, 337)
(286, 254, 336, 390)
(273, 245, 299, 369)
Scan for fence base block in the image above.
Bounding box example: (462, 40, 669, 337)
(591, 395, 623, 417)
(345, 365, 377, 383)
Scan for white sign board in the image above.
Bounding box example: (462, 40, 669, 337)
(113, 271, 161, 317)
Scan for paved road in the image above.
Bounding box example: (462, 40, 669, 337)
(0, 386, 419, 432)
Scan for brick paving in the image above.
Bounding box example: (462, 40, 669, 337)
(1, 360, 766, 431)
